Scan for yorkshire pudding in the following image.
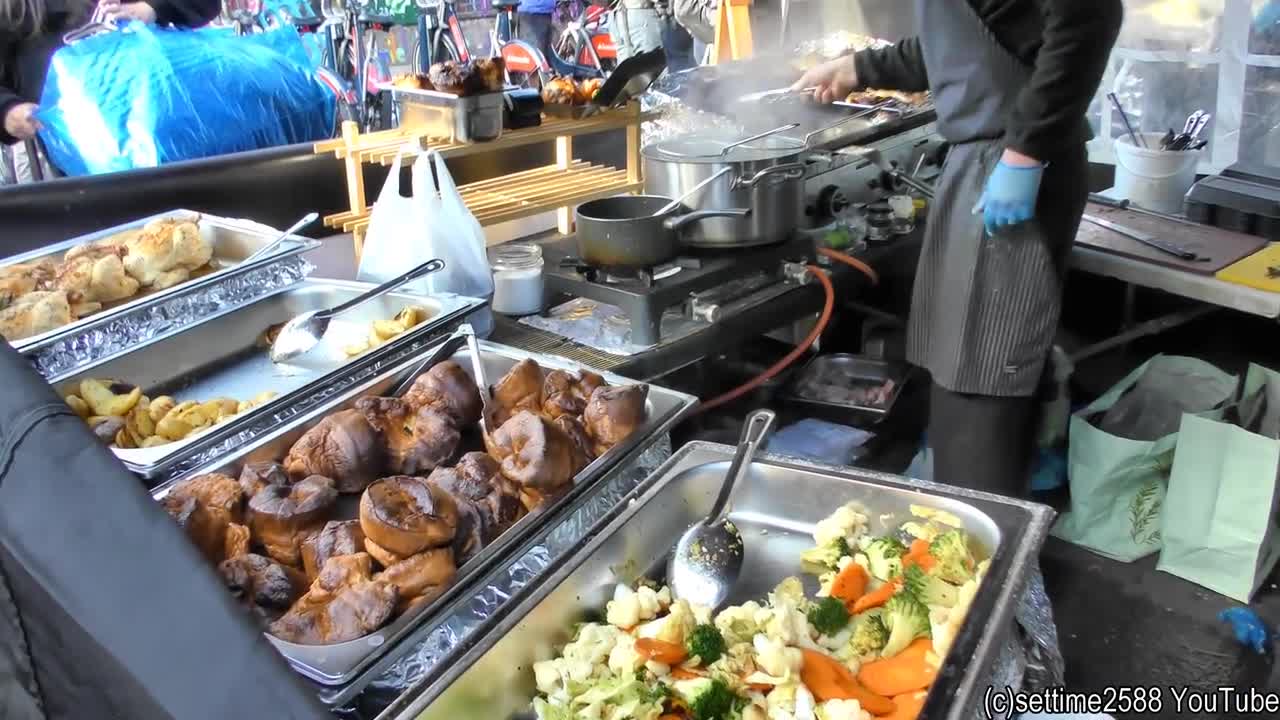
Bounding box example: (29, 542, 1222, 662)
(163, 473, 245, 564)
(219, 553, 306, 622)
(302, 520, 366, 582)
(376, 547, 457, 613)
(356, 397, 461, 475)
(541, 369, 606, 421)
(238, 461, 289, 500)
(224, 522, 252, 560)
(270, 553, 398, 645)
(583, 384, 648, 455)
(428, 452, 524, 534)
(247, 475, 339, 568)
(403, 360, 483, 427)
(484, 411, 576, 493)
(491, 359, 544, 426)
(552, 415, 595, 475)
(284, 409, 384, 493)
(360, 475, 459, 558)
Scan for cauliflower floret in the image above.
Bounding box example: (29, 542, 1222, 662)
(817, 698, 872, 720)
(606, 584, 664, 629)
(708, 640, 757, 679)
(767, 682, 819, 720)
(607, 633, 643, 676)
(813, 503, 869, 549)
(748, 634, 803, 683)
(760, 597, 816, 649)
(716, 601, 766, 645)
(932, 560, 987, 657)
(636, 599, 698, 646)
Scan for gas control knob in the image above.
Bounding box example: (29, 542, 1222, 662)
(813, 185, 850, 218)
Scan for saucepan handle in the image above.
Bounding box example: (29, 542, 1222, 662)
(733, 162, 807, 189)
(663, 208, 752, 232)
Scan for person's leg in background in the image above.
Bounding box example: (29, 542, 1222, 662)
(660, 16, 696, 71)
(517, 11, 555, 60)
(928, 382, 1038, 497)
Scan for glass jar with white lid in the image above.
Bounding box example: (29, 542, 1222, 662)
(489, 242, 544, 316)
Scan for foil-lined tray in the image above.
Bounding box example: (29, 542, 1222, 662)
(364, 442, 1059, 720)
(9, 211, 320, 379)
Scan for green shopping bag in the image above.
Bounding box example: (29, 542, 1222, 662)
(1053, 355, 1236, 562)
(1157, 364, 1280, 601)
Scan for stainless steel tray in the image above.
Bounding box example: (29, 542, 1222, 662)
(390, 87, 504, 142)
(159, 337, 698, 688)
(785, 353, 911, 425)
(8, 210, 320, 377)
(386, 442, 1054, 720)
(52, 279, 483, 479)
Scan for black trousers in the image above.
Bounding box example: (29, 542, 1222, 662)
(928, 381, 1038, 498)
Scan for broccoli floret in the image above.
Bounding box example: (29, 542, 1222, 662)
(903, 564, 959, 607)
(864, 537, 907, 581)
(881, 589, 931, 658)
(689, 677, 738, 720)
(807, 596, 851, 636)
(929, 529, 977, 585)
(800, 536, 853, 571)
(642, 680, 671, 705)
(687, 623, 727, 665)
(847, 610, 890, 659)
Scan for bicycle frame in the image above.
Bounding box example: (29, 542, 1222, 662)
(491, 4, 603, 85)
(415, 0, 471, 72)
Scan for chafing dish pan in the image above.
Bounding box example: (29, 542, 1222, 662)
(8, 211, 320, 371)
(51, 279, 483, 480)
(383, 441, 1054, 720)
(157, 336, 698, 689)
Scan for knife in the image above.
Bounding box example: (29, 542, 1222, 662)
(1081, 214, 1207, 262)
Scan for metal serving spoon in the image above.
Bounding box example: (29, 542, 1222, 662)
(270, 258, 446, 364)
(242, 211, 319, 265)
(667, 408, 776, 609)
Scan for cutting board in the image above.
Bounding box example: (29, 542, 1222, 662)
(1075, 203, 1268, 275)
(1216, 243, 1280, 292)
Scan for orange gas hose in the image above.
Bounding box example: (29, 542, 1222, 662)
(697, 265, 836, 414)
(817, 247, 880, 286)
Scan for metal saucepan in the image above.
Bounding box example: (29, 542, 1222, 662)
(643, 115, 874, 249)
(575, 195, 751, 267)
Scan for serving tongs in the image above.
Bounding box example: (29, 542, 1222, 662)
(388, 323, 493, 431)
(834, 145, 936, 199)
(736, 86, 817, 103)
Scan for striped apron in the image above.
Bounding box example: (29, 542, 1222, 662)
(907, 0, 1088, 397)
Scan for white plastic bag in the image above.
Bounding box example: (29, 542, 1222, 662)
(358, 147, 429, 289)
(427, 151, 494, 298)
(358, 150, 495, 299)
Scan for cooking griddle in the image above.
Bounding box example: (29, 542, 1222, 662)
(1075, 203, 1268, 274)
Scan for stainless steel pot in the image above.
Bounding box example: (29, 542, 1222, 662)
(575, 195, 751, 267)
(642, 133, 808, 248)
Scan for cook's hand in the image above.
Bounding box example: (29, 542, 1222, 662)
(976, 149, 1044, 235)
(100, 0, 158, 23)
(791, 56, 858, 104)
(3, 102, 42, 142)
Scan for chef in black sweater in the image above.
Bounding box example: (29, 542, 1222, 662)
(1, 0, 220, 145)
(796, 0, 1122, 497)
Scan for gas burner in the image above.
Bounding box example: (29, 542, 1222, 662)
(544, 235, 817, 346)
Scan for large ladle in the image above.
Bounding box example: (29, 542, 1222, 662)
(667, 408, 776, 609)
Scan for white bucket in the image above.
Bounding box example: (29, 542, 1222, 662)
(1113, 132, 1202, 214)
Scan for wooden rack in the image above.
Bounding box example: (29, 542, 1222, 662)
(313, 104, 646, 258)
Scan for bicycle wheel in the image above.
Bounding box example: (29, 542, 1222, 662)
(439, 33, 462, 64)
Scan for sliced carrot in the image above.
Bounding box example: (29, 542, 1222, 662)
(799, 648, 896, 716)
(901, 540, 937, 572)
(830, 562, 870, 605)
(856, 638, 937, 697)
(883, 690, 928, 720)
(635, 638, 689, 666)
(851, 578, 900, 615)
(669, 667, 704, 681)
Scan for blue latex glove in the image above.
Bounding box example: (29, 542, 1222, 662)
(975, 161, 1044, 236)
(1219, 607, 1273, 655)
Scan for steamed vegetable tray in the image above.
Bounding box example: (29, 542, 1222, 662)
(531, 503, 988, 720)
